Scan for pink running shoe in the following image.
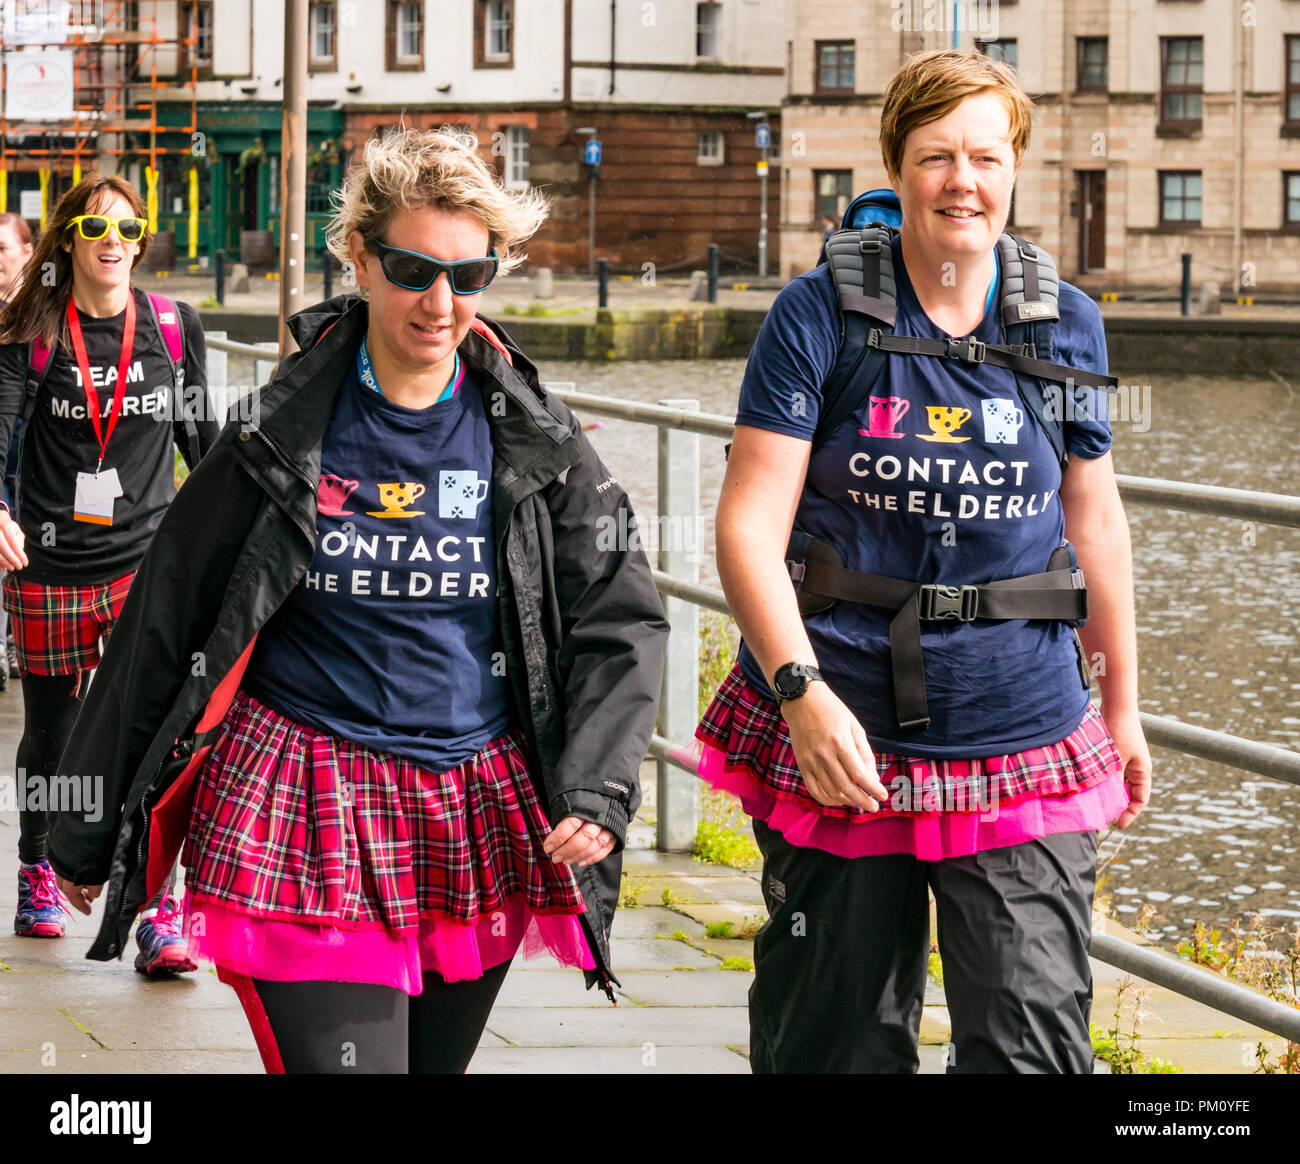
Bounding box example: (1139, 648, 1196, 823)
(134, 893, 198, 976)
(14, 861, 73, 938)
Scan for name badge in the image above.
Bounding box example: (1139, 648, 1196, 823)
(73, 468, 123, 526)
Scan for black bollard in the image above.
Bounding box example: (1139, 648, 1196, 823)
(597, 257, 608, 308)
(215, 249, 226, 306)
(1180, 253, 1191, 317)
(323, 249, 333, 301)
(707, 244, 719, 304)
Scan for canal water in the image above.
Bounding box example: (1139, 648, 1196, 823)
(535, 358, 1300, 948)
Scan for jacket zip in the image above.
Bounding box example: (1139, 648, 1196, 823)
(250, 427, 316, 492)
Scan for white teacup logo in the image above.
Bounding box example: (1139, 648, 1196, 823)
(439, 469, 489, 519)
(981, 398, 1024, 445)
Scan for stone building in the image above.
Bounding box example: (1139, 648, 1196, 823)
(779, 0, 1300, 294)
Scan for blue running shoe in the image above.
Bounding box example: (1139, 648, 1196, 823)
(134, 892, 198, 976)
(14, 861, 73, 938)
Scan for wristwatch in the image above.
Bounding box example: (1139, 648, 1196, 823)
(772, 662, 824, 703)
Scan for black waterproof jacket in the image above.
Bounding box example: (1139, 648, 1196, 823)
(46, 294, 669, 997)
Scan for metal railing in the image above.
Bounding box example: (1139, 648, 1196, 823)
(547, 387, 1300, 1046)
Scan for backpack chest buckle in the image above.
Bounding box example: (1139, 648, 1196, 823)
(916, 583, 979, 622)
(945, 337, 986, 364)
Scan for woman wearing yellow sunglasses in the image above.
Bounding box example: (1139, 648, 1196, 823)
(0, 175, 218, 964)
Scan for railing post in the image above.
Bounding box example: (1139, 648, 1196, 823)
(597, 256, 609, 308)
(205, 330, 229, 423)
(1180, 253, 1192, 317)
(656, 399, 701, 852)
(215, 248, 226, 306)
(322, 247, 333, 301)
(707, 244, 719, 304)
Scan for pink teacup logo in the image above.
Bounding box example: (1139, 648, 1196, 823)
(860, 395, 910, 439)
(318, 473, 359, 516)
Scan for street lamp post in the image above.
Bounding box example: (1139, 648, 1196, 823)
(748, 111, 770, 278)
(576, 126, 600, 277)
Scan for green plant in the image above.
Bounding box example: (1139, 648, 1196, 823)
(698, 611, 740, 718)
(705, 921, 734, 939)
(620, 877, 649, 908)
(927, 943, 944, 986)
(693, 788, 760, 869)
(736, 914, 765, 940)
(198, 294, 220, 309)
(1091, 980, 1183, 1075)
(1175, 915, 1300, 1073)
(501, 303, 518, 315)
(720, 956, 754, 972)
(661, 887, 679, 907)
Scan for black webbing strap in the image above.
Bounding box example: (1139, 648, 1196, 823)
(866, 329, 1117, 394)
(796, 555, 1087, 731)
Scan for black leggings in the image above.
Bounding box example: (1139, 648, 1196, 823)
(229, 960, 513, 1074)
(16, 672, 84, 865)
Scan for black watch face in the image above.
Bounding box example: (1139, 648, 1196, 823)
(774, 665, 804, 700)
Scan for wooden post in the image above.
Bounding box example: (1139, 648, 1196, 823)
(279, 0, 308, 358)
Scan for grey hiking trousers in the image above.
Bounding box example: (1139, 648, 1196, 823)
(749, 819, 1099, 1074)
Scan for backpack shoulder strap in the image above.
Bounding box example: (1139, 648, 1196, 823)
(145, 292, 186, 371)
(995, 232, 1120, 472)
(24, 335, 59, 427)
(814, 225, 896, 450)
(145, 292, 202, 466)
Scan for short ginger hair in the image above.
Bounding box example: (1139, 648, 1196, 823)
(879, 49, 1034, 182)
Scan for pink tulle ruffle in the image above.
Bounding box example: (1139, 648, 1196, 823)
(698, 743, 1131, 862)
(184, 892, 594, 995)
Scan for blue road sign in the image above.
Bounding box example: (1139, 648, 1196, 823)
(755, 123, 771, 149)
(585, 139, 602, 166)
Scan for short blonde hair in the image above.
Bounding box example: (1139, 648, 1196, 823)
(326, 125, 548, 276)
(879, 49, 1034, 182)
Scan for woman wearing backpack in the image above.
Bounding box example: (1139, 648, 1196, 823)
(0, 175, 217, 962)
(0, 211, 36, 686)
(698, 49, 1151, 1073)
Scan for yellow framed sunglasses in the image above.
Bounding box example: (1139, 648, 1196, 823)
(67, 214, 148, 243)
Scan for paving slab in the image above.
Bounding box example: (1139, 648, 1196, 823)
(666, 902, 767, 935)
(0, 1049, 263, 1074)
(469, 1044, 750, 1074)
(614, 969, 753, 1008)
(609, 905, 706, 940)
(919, 1005, 952, 1045)
(484, 1005, 750, 1048)
(38, 1003, 259, 1054)
(604, 936, 718, 971)
(493, 968, 605, 1008)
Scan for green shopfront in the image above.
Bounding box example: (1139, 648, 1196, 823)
(154, 103, 342, 267)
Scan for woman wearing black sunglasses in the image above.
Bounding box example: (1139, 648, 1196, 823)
(46, 127, 667, 1073)
(0, 175, 218, 959)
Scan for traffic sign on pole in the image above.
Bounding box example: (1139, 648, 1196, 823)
(755, 123, 770, 150)
(585, 139, 602, 166)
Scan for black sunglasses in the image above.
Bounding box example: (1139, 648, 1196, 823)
(363, 238, 498, 294)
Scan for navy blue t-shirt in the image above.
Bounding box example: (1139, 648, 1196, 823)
(736, 236, 1112, 758)
(245, 358, 511, 772)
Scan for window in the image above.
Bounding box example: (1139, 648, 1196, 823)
(474, 0, 513, 68)
(1287, 38, 1300, 125)
(181, 2, 213, 72)
(487, 0, 512, 59)
(977, 39, 1017, 72)
(1161, 37, 1203, 126)
(815, 41, 854, 93)
(1076, 37, 1107, 92)
(696, 3, 719, 59)
(697, 131, 725, 165)
(310, 2, 337, 69)
(1285, 173, 1300, 227)
(814, 170, 852, 222)
(1160, 171, 1202, 226)
(386, 0, 423, 70)
(503, 126, 529, 189)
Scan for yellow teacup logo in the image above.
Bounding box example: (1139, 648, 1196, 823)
(918, 405, 972, 444)
(367, 481, 427, 518)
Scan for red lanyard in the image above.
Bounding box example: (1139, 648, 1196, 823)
(66, 291, 136, 473)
